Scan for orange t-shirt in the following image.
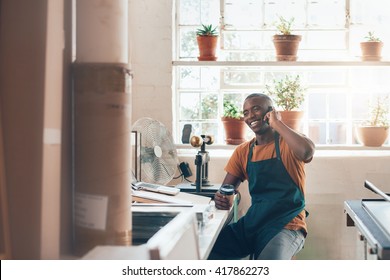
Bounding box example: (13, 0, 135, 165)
(224, 137, 308, 234)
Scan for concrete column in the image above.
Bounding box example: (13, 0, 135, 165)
(76, 0, 128, 63)
(73, 0, 132, 256)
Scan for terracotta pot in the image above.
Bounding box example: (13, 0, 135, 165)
(221, 117, 246, 145)
(273, 35, 302, 61)
(360, 41, 383, 61)
(197, 35, 218, 61)
(279, 111, 304, 131)
(355, 126, 389, 147)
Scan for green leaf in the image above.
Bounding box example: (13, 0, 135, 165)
(196, 24, 219, 36)
(265, 75, 306, 111)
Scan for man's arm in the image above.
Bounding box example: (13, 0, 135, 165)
(268, 110, 315, 162)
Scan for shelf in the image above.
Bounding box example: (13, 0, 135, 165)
(173, 60, 390, 67)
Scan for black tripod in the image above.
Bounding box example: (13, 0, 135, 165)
(191, 135, 214, 193)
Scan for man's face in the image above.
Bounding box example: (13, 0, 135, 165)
(243, 96, 272, 134)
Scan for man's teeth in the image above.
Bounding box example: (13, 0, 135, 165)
(250, 120, 259, 127)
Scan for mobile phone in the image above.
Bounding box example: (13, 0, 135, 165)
(264, 106, 273, 124)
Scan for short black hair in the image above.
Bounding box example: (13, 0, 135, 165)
(245, 93, 273, 104)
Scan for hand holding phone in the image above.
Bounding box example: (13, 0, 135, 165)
(264, 106, 273, 124)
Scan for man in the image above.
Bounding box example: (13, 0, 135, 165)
(209, 93, 315, 260)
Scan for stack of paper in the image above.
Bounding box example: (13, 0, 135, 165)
(131, 189, 211, 205)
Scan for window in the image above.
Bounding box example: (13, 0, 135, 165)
(174, 0, 390, 145)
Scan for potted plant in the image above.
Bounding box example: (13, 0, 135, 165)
(356, 96, 389, 147)
(272, 16, 302, 61)
(265, 75, 306, 131)
(221, 100, 246, 145)
(196, 24, 219, 61)
(360, 32, 384, 61)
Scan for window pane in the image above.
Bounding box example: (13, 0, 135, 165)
(307, 70, 347, 86)
(349, 68, 390, 89)
(309, 122, 326, 144)
(224, 93, 244, 108)
(351, 93, 370, 120)
(180, 92, 200, 119)
(224, 0, 262, 28)
(200, 67, 220, 89)
(264, 0, 306, 28)
(223, 69, 262, 86)
(179, 0, 201, 25)
(350, 0, 390, 25)
(329, 122, 346, 144)
(201, 93, 218, 119)
(305, 31, 347, 50)
(329, 93, 347, 119)
(223, 31, 263, 50)
(264, 71, 304, 85)
(200, 0, 220, 24)
(307, 0, 345, 27)
(179, 28, 197, 58)
(308, 93, 326, 119)
(224, 51, 268, 62)
(179, 0, 220, 25)
(179, 67, 200, 88)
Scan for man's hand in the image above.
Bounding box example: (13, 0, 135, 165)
(214, 191, 232, 210)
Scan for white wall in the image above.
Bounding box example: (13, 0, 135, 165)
(299, 151, 390, 259)
(129, 0, 174, 132)
(128, 0, 390, 259)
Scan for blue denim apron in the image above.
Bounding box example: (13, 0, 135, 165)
(209, 133, 305, 259)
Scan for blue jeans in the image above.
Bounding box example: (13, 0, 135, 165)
(256, 229, 305, 260)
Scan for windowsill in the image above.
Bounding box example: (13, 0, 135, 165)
(173, 60, 390, 67)
(176, 144, 390, 158)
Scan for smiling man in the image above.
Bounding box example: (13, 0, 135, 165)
(209, 93, 315, 260)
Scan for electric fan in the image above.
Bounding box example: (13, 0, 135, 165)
(131, 117, 178, 185)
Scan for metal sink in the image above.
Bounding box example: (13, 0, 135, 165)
(132, 211, 178, 245)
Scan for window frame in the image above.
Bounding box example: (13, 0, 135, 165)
(173, 0, 390, 147)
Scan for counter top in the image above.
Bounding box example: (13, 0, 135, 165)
(344, 200, 390, 260)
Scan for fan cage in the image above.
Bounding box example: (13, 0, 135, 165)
(131, 118, 178, 185)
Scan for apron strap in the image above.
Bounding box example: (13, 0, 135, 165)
(248, 140, 255, 160)
(249, 132, 281, 161)
(274, 132, 281, 160)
